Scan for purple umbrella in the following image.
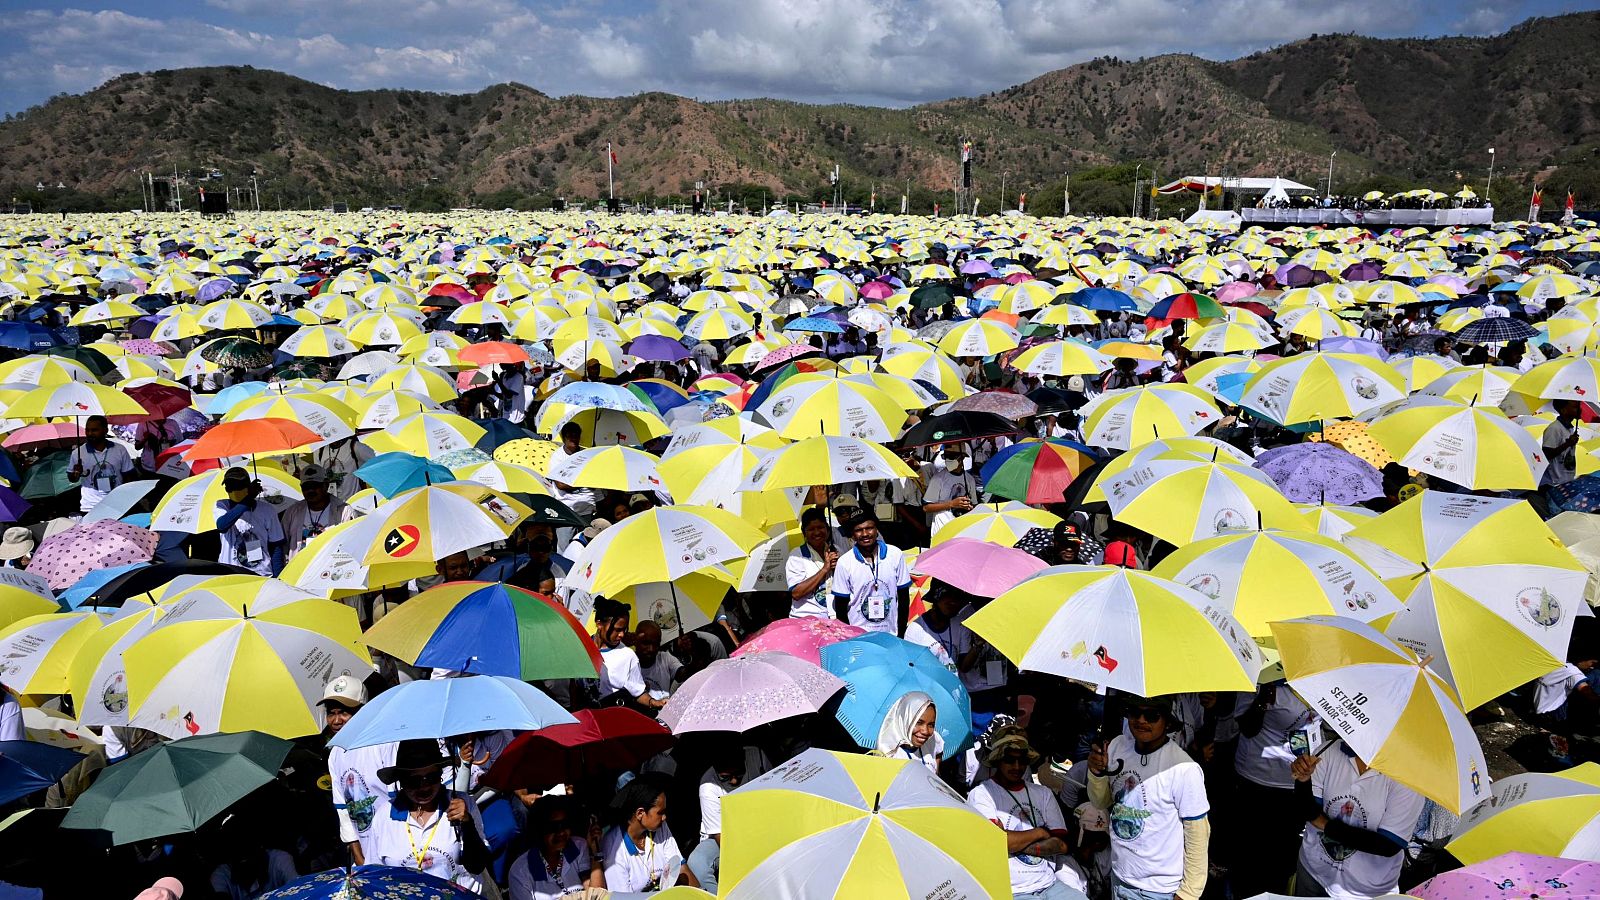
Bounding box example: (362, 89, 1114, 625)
(657, 651, 844, 734)
(1273, 263, 1314, 287)
(1253, 442, 1383, 505)
(1316, 336, 1389, 360)
(27, 520, 159, 591)
(959, 258, 994, 275)
(1341, 261, 1383, 281)
(0, 486, 31, 523)
(625, 334, 689, 362)
(196, 278, 234, 302)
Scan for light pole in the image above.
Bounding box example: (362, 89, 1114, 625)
(1485, 148, 1496, 202)
(1326, 151, 1337, 199)
(1000, 171, 1009, 211)
(1132, 163, 1143, 217)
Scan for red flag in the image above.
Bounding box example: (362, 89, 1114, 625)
(607, 143, 617, 166)
(1568, 191, 1576, 211)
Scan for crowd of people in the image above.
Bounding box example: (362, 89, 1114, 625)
(0, 209, 1598, 900)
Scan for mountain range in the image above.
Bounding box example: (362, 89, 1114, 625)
(1, 11, 1596, 213)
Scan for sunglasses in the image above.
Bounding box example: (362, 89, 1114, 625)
(1125, 708, 1165, 723)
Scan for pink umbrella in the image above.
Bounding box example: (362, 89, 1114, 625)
(119, 339, 177, 357)
(1412, 853, 1599, 899)
(859, 281, 896, 301)
(28, 521, 159, 591)
(659, 651, 844, 734)
(910, 537, 1049, 598)
(1214, 281, 1259, 303)
(2, 422, 86, 451)
(750, 342, 823, 373)
(733, 617, 865, 665)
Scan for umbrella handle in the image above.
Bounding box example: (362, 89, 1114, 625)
(1103, 758, 1125, 778)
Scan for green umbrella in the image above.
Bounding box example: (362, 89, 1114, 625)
(61, 731, 291, 845)
(20, 450, 74, 500)
(911, 282, 956, 309)
(44, 346, 114, 378)
(201, 336, 272, 369)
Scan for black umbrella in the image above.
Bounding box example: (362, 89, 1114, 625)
(44, 346, 113, 377)
(1454, 316, 1538, 345)
(520, 494, 585, 528)
(899, 411, 1021, 448)
(79, 560, 254, 607)
(201, 336, 272, 368)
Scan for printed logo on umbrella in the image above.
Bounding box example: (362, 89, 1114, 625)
(382, 524, 422, 558)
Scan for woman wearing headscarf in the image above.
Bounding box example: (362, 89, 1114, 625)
(874, 691, 942, 774)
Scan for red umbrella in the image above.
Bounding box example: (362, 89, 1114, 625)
(114, 383, 192, 423)
(481, 708, 674, 790)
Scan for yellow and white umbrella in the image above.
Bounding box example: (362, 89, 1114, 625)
(931, 501, 1060, 546)
(1008, 339, 1110, 376)
(1183, 321, 1272, 353)
(755, 376, 907, 441)
(1518, 273, 1588, 301)
(1297, 502, 1379, 539)
(450, 460, 550, 495)
(1417, 365, 1521, 407)
(361, 412, 487, 457)
(1280, 306, 1355, 340)
(684, 307, 756, 340)
(562, 505, 767, 597)
(542, 445, 666, 493)
(6, 381, 148, 420)
(1151, 530, 1403, 637)
(1365, 395, 1546, 491)
(349, 389, 441, 430)
(365, 364, 459, 402)
(0, 611, 112, 695)
(198, 298, 273, 331)
(447, 302, 513, 328)
(0, 356, 98, 386)
(936, 318, 1020, 357)
(151, 468, 303, 533)
(67, 600, 166, 727)
(878, 347, 966, 399)
(279, 325, 357, 358)
(1239, 352, 1405, 425)
(67, 300, 144, 326)
(966, 565, 1260, 694)
(719, 748, 1009, 900)
(1448, 764, 1600, 864)
(1512, 355, 1600, 403)
(122, 588, 372, 739)
(1393, 355, 1461, 393)
(222, 393, 357, 447)
(1093, 455, 1309, 546)
(1271, 615, 1488, 814)
(1343, 490, 1587, 710)
(535, 403, 668, 446)
(344, 310, 424, 347)
(739, 436, 914, 491)
(1080, 383, 1222, 450)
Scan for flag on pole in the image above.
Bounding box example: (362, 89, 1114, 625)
(1530, 187, 1544, 222)
(1018, 192, 1027, 213)
(961, 141, 972, 163)
(1567, 191, 1577, 211)
(607, 143, 618, 166)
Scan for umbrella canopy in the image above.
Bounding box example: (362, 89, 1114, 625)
(354, 452, 455, 498)
(60, 731, 292, 845)
(562, 505, 765, 597)
(1271, 615, 1488, 814)
(1365, 395, 1547, 491)
(1343, 490, 1587, 710)
(910, 536, 1049, 598)
(979, 438, 1101, 504)
(820, 632, 972, 754)
(28, 520, 159, 591)
(0, 740, 82, 805)
(1449, 764, 1600, 864)
(898, 410, 1021, 448)
(1079, 383, 1222, 450)
(330, 674, 576, 750)
(1092, 455, 1308, 546)
(1252, 441, 1384, 505)
(481, 707, 674, 790)
(361, 581, 601, 680)
(259, 866, 479, 899)
(1239, 352, 1406, 425)
(966, 565, 1260, 695)
(1411, 853, 1599, 900)
(719, 747, 1009, 900)
(658, 652, 845, 734)
(183, 418, 322, 460)
(731, 617, 865, 666)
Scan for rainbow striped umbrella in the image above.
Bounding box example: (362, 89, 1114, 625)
(362, 581, 601, 680)
(979, 438, 1102, 504)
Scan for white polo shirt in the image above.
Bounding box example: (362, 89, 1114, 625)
(785, 544, 836, 619)
(924, 467, 980, 534)
(367, 799, 487, 893)
(1299, 745, 1426, 900)
(329, 740, 396, 846)
(600, 824, 683, 893)
(215, 499, 285, 575)
(1102, 735, 1209, 894)
(969, 779, 1069, 894)
(904, 613, 966, 673)
(1235, 688, 1321, 790)
(72, 442, 134, 513)
(509, 837, 591, 900)
(830, 540, 910, 633)
(598, 644, 646, 699)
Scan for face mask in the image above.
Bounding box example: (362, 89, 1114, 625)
(944, 458, 964, 472)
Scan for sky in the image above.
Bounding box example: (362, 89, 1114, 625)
(0, 0, 1593, 115)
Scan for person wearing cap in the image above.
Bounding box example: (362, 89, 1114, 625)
(1289, 741, 1424, 900)
(215, 466, 286, 576)
(278, 464, 347, 561)
(322, 674, 396, 865)
(0, 526, 34, 569)
(561, 516, 611, 562)
(1088, 695, 1210, 900)
(830, 508, 911, 636)
(923, 443, 979, 534)
(968, 727, 1079, 900)
(366, 739, 490, 892)
(786, 507, 840, 620)
(1063, 803, 1113, 900)
(67, 414, 135, 514)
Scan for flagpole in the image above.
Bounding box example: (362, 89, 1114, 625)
(606, 143, 615, 201)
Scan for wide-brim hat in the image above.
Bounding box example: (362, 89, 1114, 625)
(376, 738, 451, 785)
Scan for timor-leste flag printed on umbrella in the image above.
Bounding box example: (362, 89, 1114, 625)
(719, 747, 1009, 900)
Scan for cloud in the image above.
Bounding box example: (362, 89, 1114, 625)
(0, 0, 1574, 114)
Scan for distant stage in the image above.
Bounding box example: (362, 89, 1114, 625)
(1241, 207, 1495, 228)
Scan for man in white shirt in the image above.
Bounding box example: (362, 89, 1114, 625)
(1543, 399, 1581, 486)
(967, 730, 1078, 900)
(923, 443, 979, 535)
(547, 422, 600, 524)
(1088, 695, 1210, 900)
(830, 509, 911, 636)
(687, 747, 747, 894)
(904, 587, 972, 673)
(1292, 742, 1425, 900)
(321, 674, 396, 864)
(215, 467, 286, 576)
(634, 621, 681, 697)
(278, 465, 347, 561)
(68, 415, 135, 514)
(785, 507, 839, 619)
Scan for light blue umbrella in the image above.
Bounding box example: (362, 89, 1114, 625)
(782, 316, 845, 334)
(819, 632, 972, 754)
(330, 675, 576, 750)
(82, 480, 161, 524)
(203, 381, 270, 415)
(354, 452, 453, 498)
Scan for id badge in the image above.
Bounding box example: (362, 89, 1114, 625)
(985, 660, 1005, 684)
(866, 592, 887, 622)
(94, 474, 115, 492)
(244, 542, 266, 565)
(874, 502, 895, 522)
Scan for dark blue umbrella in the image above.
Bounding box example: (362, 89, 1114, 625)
(1069, 287, 1137, 311)
(0, 485, 31, 523)
(1550, 476, 1600, 514)
(0, 741, 82, 805)
(469, 418, 536, 452)
(355, 452, 454, 498)
(0, 322, 59, 351)
(259, 866, 477, 899)
(1455, 316, 1538, 345)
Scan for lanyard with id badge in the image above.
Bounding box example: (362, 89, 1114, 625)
(84, 448, 120, 493)
(853, 548, 892, 623)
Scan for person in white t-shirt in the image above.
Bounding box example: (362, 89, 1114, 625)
(1230, 682, 1322, 898)
(68, 415, 134, 514)
(905, 586, 975, 676)
(967, 729, 1079, 900)
(320, 675, 395, 865)
(785, 507, 839, 619)
(366, 740, 491, 893)
(592, 598, 661, 711)
(634, 621, 681, 698)
(1291, 741, 1425, 900)
(923, 444, 979, 535)
(1543, 399, 1582, 486)
(1088, 695, 1210, 900)
(601, 774, 695, 892)
(830, 509, 911, 636)
(215, 467, 286, 576)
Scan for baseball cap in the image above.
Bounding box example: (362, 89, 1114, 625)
(1055, 522, 1083, 544)
(582, 517, 612, 541)
(222, 466, 251, 488)
(1075, 802, 1109, 833)
(298, 464, 333, 484)
(319, 674, 368, 708)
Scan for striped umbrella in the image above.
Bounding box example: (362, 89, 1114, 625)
(362, 581, 600, 680)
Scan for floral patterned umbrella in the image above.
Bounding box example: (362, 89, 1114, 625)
(27, 521, 160, 591)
